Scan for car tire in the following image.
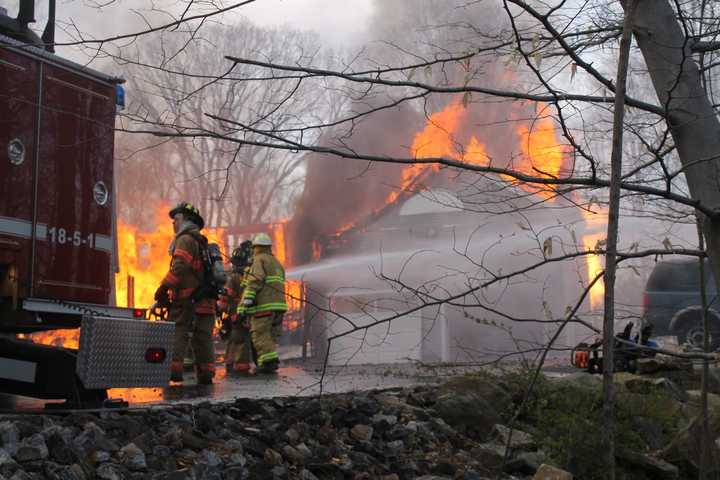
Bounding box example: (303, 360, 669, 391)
(673, 310, 720, 350)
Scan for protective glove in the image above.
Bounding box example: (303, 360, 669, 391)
(154, 285, 170, 305)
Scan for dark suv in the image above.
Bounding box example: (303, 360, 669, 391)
(643, 258, 720, 349)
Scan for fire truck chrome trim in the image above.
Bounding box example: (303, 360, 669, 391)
(38, 279, 104, 291)
(0, 216, 32, 237)
(94, 233, 112, 252)
(22, 298, 140, 318)
(47, 75, 111, 100)
(0, 357, 37, 383)
(0, 57, 25, 71)
(29, 61, 42, 294)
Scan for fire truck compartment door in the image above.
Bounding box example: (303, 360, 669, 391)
(76, 316, 174, 389)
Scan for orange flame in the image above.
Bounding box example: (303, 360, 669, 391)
(515, 117, 566, 199)
(17, 330, 79, 349)
(581, 212, 607, 310)
(285, 279, 304, 312)
(385, 100, 468, 204)
(270, 222, 288, 266)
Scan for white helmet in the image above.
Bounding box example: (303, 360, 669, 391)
(252, 232, 273, 246)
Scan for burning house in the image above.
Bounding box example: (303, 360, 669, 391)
(284, 97, 612, 366)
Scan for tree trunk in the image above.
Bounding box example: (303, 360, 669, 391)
(629, 0, 720, 288)
(602, 2, 636, 477)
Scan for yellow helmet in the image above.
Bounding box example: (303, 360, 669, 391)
(252, 233, 273, 246)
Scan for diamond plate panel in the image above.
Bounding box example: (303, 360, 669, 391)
(76, 316, 175, 389)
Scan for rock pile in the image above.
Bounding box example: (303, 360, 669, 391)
(0, 384, 549, 480)
(1, 364, 717, 480)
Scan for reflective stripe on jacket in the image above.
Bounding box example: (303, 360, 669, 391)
(238, 252, 287, 315)
(162, 232, 214, 314)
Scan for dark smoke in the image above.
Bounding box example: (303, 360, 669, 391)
(289, 102, 423, 264)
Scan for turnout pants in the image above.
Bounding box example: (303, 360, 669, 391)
(170, 300, 216, 383)
(225, 317, 253, 372)
(250, 311, 284, 368)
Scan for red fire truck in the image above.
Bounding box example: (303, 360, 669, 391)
(0, 0, 173, 407)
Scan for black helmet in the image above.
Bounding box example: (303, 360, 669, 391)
(168, 202, 205, 230)
(230, 240, 253, 270)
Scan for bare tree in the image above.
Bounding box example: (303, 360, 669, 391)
(113, 20, 345, 227)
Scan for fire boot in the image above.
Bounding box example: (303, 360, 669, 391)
(232, 362, 254, 375)
(258, 358, 279, 374)
(195, 362, 215, 385)
(170, 361, 184, 382)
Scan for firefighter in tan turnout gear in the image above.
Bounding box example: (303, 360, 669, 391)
(218, 240, 254, 374)
(155, 202, 216, 385)
(237, 233, 288, 373)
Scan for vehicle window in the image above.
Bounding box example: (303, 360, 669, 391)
(647, 260, 716, 291)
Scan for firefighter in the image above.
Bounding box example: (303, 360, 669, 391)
(238, 233, 287, 374)
(154, 202, 216, 385)
(218, 240, 254, 374)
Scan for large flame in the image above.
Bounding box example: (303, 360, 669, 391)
(581, 212, 607, 311)
(269, 222, 288, 266)
(400, 99, 605, 310)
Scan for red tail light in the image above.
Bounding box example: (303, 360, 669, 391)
(642, 292, 649, 313)
(145, 348, 166, 363)
(133, 308, 146, 318)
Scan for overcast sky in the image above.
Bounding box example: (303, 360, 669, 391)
(1, 0, 376, 57)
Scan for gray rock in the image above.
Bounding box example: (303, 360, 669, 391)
(224, 439, 243, 453)
(505, 451, 544, 475)
(387, 440, 404, 452)
(295, 443, 312, 458)
(198, 449, 223, 468)
(15, 434, 48, 462)
(93, 450, 111, 463)
(434, 376, 510, 439)
(299, 468, 319, 480)
(222, 467, 246, 480)
(53, 464, 86, 480)
(350, 424, 373, 442)
(652, 356, 693, 373)
(0, 449, 14, 466)
(264, 448, 283, 466)
(405, 421, 419, 433)
(371, 414, 397, 427)
(0, 423, 19, 456)
(271, 465, 287, 478)
(632, 416, 665, 450)
(9, 472, 32, 480)
(470, 443, 505, 471)
(492, 424, 535, 450)
(622, 375, 689, 402)
(194, 408, 217, 434)
(285, 428, 300, 444)
(96, 463, 125, 480)
(73, 423, 117, 456)
(163, 468, 195, 480)
(46, 430, 76, 465)
(191, 463, 222, 480)
(617, 451, 679, 480)
(226, 453, 246, 468)
(119, 443, 146, 471)
(282, 445, 304, 465)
